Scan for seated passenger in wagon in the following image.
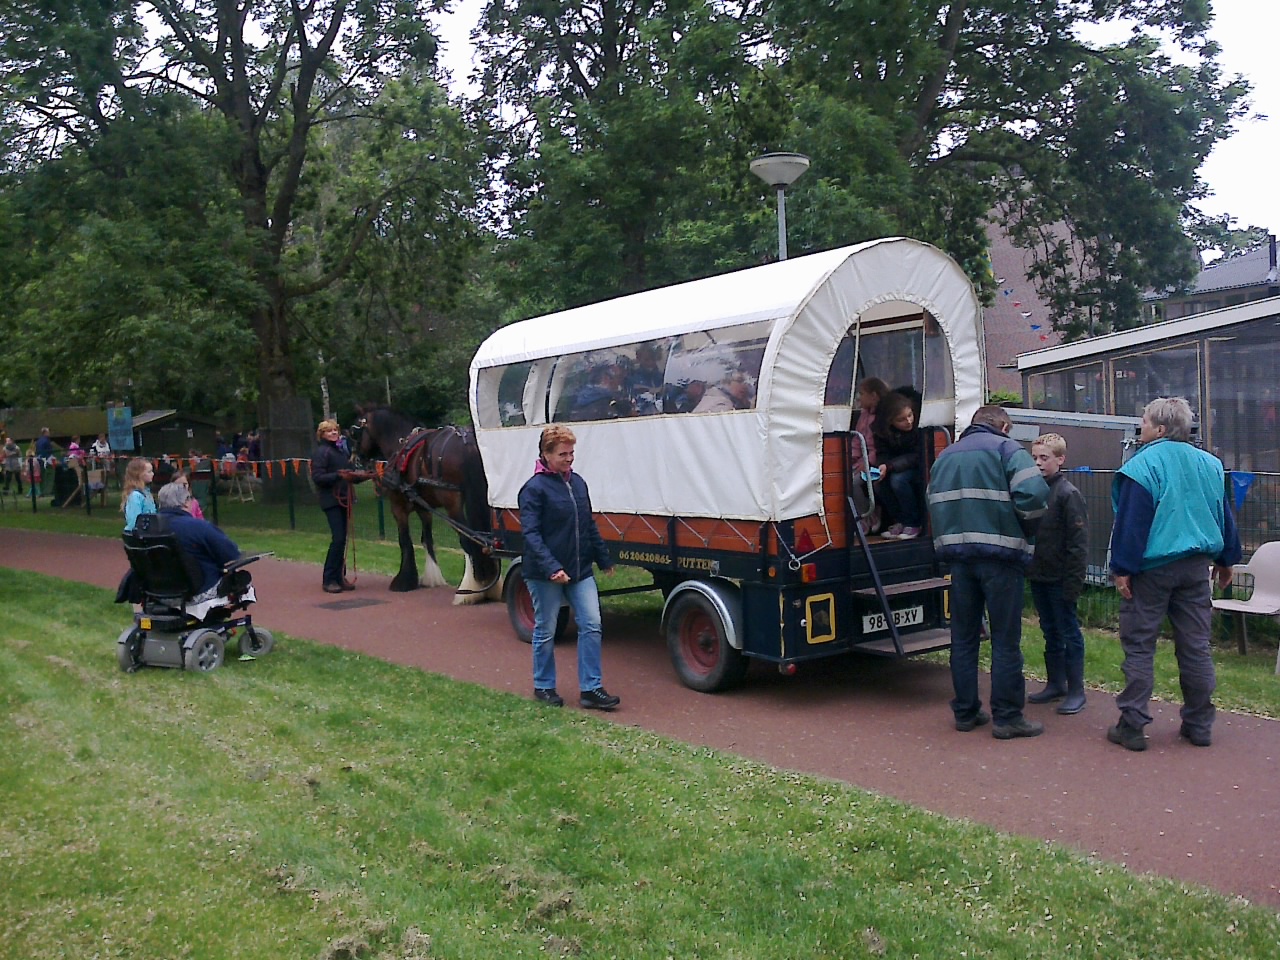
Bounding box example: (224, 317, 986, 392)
(693, 367, 752, 413)
(571, 361, 634, 421)
(872, 389, 926, 540)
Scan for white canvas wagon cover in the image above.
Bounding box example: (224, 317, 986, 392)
(469, 237, 985, 523)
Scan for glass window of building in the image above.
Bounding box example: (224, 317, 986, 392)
(1026, 363, 1104, 413)
(1112, 343, 1200, 419)
(1207, 323, 1280, 471)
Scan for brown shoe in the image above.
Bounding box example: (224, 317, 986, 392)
(323, 582, 344, 594)
(341, 579, 356, 591)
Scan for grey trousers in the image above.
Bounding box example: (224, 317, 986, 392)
(1116, 554, 1216, 733)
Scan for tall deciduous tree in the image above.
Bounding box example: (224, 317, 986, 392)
(768, 0, 1251, 336)
(0, 0, 475, 453)
(475, 0, 781, 311)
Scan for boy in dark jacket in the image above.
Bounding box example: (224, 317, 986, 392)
(1026, 434, 1090, 714)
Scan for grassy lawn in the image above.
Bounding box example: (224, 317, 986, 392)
(3, 566, 1280, 959)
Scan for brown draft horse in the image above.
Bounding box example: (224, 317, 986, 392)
(350, 405, 502, 604)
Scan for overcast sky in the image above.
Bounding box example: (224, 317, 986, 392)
(430, 0, 1278, 237)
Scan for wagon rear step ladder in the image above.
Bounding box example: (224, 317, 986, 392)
(848, 494, 951, 657)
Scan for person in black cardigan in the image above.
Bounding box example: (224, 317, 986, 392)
(310, 419, 370, 593)
(872, 390, 925, 539)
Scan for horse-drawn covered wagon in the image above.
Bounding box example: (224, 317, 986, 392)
(469, 237, 986, 691)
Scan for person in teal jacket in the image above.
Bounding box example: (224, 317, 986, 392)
(1107, 397, 1241, 752)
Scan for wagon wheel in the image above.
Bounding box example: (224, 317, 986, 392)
(183, 629, 225, 672)
(665, 591, 749, 692)
(503, 561, 571, 644)
(239, 626, 274, 658)
(117, 625, 143, 673)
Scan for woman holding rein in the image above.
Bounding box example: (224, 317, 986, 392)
(518, 425, 621, 711)
(311, 419, 372, 594)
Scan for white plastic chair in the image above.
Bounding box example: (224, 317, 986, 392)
(1212, 540, 1280, 674)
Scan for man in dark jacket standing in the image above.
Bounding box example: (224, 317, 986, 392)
(927, 406, 1050, 739)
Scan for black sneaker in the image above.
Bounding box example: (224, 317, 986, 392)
(992, 717, 1044, 739)
(1179, 723, 1211, 747)
(1107, 720, 1147, 751)
(954, 709, 991, 732)
(579, 687, 620, 711)
(533, 688, 564, 707)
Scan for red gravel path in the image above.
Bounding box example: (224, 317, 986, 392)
(4, 527, 1278, 909)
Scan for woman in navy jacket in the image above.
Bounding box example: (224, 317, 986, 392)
(311, 419, 368, 594)
(518, 425, 620, 711)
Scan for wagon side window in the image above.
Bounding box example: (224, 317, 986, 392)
(551, 350, 635, 422)
(497, 363, 532, 426)
(664, 322, 769, 414)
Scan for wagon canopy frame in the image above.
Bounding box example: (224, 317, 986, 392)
(469, 237, 985, 524)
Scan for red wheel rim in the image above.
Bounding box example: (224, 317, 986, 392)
(678, 608, 720, 675)
(516, 582, 536, 634)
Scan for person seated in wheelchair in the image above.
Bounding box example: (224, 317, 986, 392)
(149, 480, 244, 604)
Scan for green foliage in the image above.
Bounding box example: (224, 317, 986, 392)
(0, 0, 1255, 421)
(4, 566, 1280, 959)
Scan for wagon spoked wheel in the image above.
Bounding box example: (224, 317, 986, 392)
(666, 592, 748, 693)
(503, 562, 570, 644)
(183, 629, 225, 672)
(240, 626, 274, 658)
(117, 625, 143, 673)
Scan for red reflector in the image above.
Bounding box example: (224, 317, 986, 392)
(796, 530, 816, 554)
(801, 563, 818, 582)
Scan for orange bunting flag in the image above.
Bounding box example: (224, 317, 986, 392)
(266, 460, 274, 478)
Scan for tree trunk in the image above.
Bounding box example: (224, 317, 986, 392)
(253, 292, 313, 460)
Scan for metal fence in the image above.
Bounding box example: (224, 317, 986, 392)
(9, 456, 1278, 609)
(10, 457, 1279, 551)
(2, 455, 392, 542)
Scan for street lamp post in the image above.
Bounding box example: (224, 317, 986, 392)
(749, 152, 810, 260)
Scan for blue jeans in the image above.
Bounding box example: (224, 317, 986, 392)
(879, 468, 924, 527)
(949, 560, 1027, 725)
(527, 576, 604, 692)
(1029, 580, 1084, 688)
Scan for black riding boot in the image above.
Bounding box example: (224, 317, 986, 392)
(1057, 661, 1087, 715)
(1028, 649, 1066, 703)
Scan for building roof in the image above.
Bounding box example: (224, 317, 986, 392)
(132, 409, 219, 428)
(1145, 236, 1278, 301)
(1017, 295, 1280, 372)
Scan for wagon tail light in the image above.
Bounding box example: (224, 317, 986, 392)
(794, 530, 817, 581)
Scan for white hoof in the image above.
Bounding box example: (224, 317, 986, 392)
(453, 555, 493, 605)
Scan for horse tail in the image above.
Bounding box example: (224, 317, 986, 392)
(458, 430, 492, 559)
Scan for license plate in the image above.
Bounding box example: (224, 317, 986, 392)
(862, 605, 924, 634)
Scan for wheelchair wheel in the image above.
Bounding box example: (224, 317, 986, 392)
(117, 626, 143, 673)
(183, 629, 225, 672)
(239, 626, 274, 658)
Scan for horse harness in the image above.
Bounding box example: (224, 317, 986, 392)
(392, 425, 469, 494)
(383, 426, 493, 553)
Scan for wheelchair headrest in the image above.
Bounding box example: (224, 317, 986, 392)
(123, 515, 206, 599)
